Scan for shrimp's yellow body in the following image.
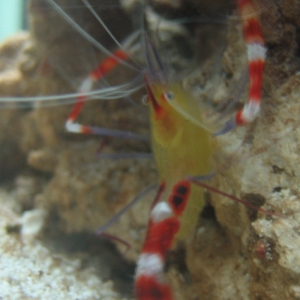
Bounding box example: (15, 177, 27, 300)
(148, 82, 212, 239)
(135, 80, 212, 300)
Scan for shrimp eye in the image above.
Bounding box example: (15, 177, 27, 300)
(164, 91, 174, 101)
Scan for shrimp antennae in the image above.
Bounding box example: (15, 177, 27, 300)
(95, 184, 157, 236)
(82, 0, 125, 51)
(0, 75, 144, 107)
(81, 0, 144, 70)
(188, 177, 284, 218)
(45, 0, 140, 72)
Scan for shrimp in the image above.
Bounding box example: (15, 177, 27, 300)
(135, 73, 212, 299)
(134, 1, 266, 299)
(2, 1, 298, 300)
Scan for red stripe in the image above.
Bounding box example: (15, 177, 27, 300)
(237, 0, 252, 9)
(135, 275, 173, 300)
(144, 76, 164, 118)
(142, 217, 180, 258)
(235, 110, 246, 125)
(244, 19, 264, 44)
(249, 60, 264, 103)
(80, 125, 93, 134)
(67, 96, 86, 122)
(90, 49, 128, 80)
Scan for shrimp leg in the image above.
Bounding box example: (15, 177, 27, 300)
(65, 49, 149, 141)
(221, 0, 266, 133)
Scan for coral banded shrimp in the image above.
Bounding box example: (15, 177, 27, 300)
(134, 1, 268, 297)
(0, 0, 297, 299)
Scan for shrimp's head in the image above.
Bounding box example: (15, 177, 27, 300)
(144, 76, 212, 181)
(144, 78, 183, 148)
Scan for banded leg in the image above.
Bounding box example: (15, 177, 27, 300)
(135, 181, 191, 300)
(220, 0, 267, 134)
(65, 49, 148, 141)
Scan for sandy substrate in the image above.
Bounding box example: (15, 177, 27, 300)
(0, 187, 133, 300)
